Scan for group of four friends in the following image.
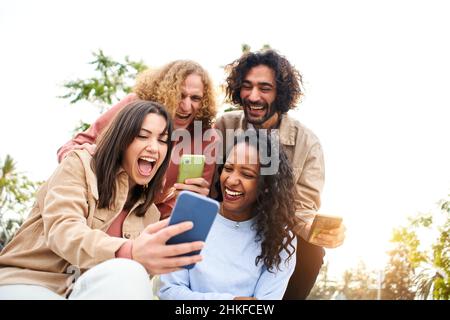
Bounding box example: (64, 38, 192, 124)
(0, 50, 345, 300)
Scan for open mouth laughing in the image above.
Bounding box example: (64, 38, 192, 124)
(246, 104, 268, 118)
(175, 111, 192, 120)
(137, 156, 157, 177)
(223, 187, 244, 201)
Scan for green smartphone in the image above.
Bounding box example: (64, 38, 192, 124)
(177, 154, 206, 184)
(308, 214, 343, 242)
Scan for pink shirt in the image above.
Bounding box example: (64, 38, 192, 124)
(106, 210, 133, 259)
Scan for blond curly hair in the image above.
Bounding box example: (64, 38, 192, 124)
(133, 60, 216, 129)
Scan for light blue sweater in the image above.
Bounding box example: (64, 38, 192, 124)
(158, 213, 296, 300)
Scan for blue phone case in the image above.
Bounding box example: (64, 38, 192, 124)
(166, 190, 219, 269)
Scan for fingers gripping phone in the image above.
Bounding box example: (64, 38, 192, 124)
(308, 214, 343, 243)
(177, 154, 205, 184)
(166, 190, 219, 269)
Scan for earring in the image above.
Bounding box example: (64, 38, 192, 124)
(143, 183, 148, 190)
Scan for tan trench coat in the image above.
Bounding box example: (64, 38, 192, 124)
(0, 150, 160, 295)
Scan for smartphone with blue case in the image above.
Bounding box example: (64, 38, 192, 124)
(166, 190, 219, 269)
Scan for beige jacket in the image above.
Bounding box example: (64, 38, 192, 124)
(214, 111, 325, 240)
(0, 150, 160, 295)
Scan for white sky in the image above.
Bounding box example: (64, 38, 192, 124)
(1, 0, 449, 277)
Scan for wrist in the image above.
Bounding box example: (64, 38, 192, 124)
(115, 240, 133, 259)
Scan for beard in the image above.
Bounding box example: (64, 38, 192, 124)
(242, 99, 277, 125)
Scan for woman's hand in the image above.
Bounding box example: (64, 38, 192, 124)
(158, 177, 210, 204)
(131, 219, 204, 275)
(174, 177, 210, 196)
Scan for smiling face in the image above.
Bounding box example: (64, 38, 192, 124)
(240, 65, 277, 125)
(173, 73, 204, 129)
(220, 142, 260, 221)
(122, 113, 169, 188)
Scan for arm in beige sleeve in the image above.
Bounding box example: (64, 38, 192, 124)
(293, 142, 325, 241)
(57, 93, 138, 162)
(42, 152, 127, 268)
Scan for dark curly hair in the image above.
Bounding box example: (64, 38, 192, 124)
(225, 49, 303, 114)
(215, 131, 297, 272)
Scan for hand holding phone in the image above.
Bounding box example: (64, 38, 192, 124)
(166, 190, 219, 269)
(131, 219, 205, 275)
(172, 154, 209, 198)
(308, 214, 343, 244)
(157, 155, 208, 204)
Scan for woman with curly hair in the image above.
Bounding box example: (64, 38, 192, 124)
(159, 132, 297, 300)
(57, 60, 219, 218)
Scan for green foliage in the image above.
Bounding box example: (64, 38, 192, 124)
(308, 262, 339, 299)
(240, 43, 272, 54)
(384, 196, 450, 299)
(383, 230, 417, 299)
(60, 49, 147, 113)
(410, 199, 449, 299)
(410, 214, 433, 228)
(340, 261, 378, 300)
(59, 49, 147, 136)
(0, 155, 40, 246)
(241, 43, 251, 54)
(428, 198, 450, 299)
(72, 121, 91, 136)
(391, 227, 427, 268)
(260, 44, 272, 51)
(310, 260, 381, 300)
(223, 106, 240, 113)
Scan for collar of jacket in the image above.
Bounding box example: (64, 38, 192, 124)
(239, 112, 296, 146)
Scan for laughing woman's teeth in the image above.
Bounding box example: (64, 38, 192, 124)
(225, 188, 243, 196)
(138, 156, 156, 176)
(140, 157, 156, 163)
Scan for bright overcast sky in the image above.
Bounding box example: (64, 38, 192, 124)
(1, 0, 449, 276)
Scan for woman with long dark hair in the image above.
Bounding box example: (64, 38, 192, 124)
(0, 100, 204, 299)
(159, 132, 297, 300)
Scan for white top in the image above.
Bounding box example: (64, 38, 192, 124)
(158, 213, 297, 300)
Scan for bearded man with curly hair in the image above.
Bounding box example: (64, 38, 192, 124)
(214, 49, 346, 300)
(57, 60, 219, 218)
